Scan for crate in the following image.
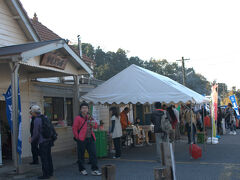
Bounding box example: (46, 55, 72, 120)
(95, 130, 107, 158)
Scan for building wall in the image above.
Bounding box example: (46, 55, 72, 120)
(0, 64, 77, 157)
(0, 0, 28, 46)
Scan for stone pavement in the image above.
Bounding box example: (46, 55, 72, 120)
(1, 130, 240, 180)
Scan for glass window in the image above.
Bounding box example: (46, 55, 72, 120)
(44, 97, 53, 121)
(44, 97, 64, 125)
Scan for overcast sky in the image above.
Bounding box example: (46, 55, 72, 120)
(21, 0, 240, 89)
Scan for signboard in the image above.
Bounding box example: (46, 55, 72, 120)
(41, 53, 68, 70)
(229, 95, 240, 118)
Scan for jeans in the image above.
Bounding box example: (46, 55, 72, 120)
(230, 121, 236, 132)
(39, 141, 53, 177)
(186, 123, 196, 144)
(113, 137, 121, 158)
(77, 137, 98, 171)
(31, 142, 39, 163)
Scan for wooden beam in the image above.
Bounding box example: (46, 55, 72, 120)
(63, 44, 93, 76)
(21, 40, 65, 61)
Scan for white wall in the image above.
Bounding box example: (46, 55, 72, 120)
(0, 0, 28, 46)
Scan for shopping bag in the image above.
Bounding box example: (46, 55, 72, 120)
(189, 144, 202, 159)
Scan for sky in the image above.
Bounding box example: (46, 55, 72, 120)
(21, 0, 240, 89)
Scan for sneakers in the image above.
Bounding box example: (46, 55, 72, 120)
(113, 156, 120, 159)
(91, 170, 102, 176)
(229, 131, 233, 135)
(233, 131, 237, 135)
(80, 169, 88, 176)
(80, 169, 102, 176)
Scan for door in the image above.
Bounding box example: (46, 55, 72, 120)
(0, 101, 12, 160)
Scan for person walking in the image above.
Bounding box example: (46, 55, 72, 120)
(151, 102, 172, 163)
(72, 102, 102, 176)
(109, 107, 122, 159)
(184, 104, 197, 144)
(30, 105, 54, 179)
(227, 103, 237, 135)
(29, 114, 39, 165)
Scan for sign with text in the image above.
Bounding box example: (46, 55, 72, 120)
(41, 53, 68, 70)
(229, 95, 240, 118)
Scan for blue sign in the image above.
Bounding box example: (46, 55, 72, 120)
(3, 82, 22, 157)
(229, 95, 240, 119)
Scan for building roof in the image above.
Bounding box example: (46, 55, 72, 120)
(31, 14, 61, 41)
(30, 14, 95, 67)
(0, 39, 60, 57)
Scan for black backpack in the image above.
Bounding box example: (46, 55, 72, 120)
(41, 115, 58, 142)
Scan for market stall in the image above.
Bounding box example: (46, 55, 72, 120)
(81, 64, 209, 151)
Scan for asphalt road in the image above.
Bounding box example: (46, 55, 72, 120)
(14, 130, 240, 180)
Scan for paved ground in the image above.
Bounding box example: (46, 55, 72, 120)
(2, 130, 240, 180)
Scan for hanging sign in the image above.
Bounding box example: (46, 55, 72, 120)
(41, 53, 68, 70)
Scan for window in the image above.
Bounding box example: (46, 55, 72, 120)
(44, 97, 64, 124)
(44, 97, 73, 126)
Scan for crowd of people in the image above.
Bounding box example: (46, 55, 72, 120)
(28, 101, 238, 179)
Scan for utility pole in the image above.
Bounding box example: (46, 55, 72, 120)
(176, 57, 190, 86)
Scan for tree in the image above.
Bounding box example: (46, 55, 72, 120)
(79, 42, 213, 95)
(81, 43, 95, 59)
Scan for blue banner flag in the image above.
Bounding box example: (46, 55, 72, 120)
(3, 82, 22, 157)
(229, 95, 240, 119)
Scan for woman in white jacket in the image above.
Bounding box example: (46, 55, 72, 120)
(109, 107, 122, 158)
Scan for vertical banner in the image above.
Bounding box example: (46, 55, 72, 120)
(229, 95, 239, 118)
(17, 82, 22, 157)
(211, 84, 218, 137)
(3, 82, 22, 159)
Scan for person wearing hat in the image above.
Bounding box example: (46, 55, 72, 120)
(29, 106, 39, 165)
(29, 105, 54, 179)
(72, 102, 102, 176)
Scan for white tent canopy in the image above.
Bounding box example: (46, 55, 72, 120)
(81, 64, 209, 104)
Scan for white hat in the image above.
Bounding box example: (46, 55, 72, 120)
(30, 105, 41, 113)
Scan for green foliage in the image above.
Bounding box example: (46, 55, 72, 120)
(81, 43, 211, 95)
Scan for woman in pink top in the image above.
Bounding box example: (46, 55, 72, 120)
(72, 102, 101, 176)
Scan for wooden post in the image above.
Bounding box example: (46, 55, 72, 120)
(102, 164, 116, 180)
(154, 167, 167, 180)
(160, 142, 175, 180)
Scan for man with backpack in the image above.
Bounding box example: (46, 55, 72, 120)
(30, 105, 55, 179)
(72, 102, 102, 176)
(151, 102, 172, 163)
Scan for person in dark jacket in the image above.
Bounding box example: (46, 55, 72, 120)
(30, 105, 53, 179)
(29, 114, 39, 165)
(151, 102, 172, 163)
(217, 107, 223, 135)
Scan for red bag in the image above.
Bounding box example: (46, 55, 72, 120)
(236, 119, 239, 128)
(189, 144, 202, 159)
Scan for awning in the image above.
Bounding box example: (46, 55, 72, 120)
(81, 64, 209, 104)
(0, 39, 93, 76)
